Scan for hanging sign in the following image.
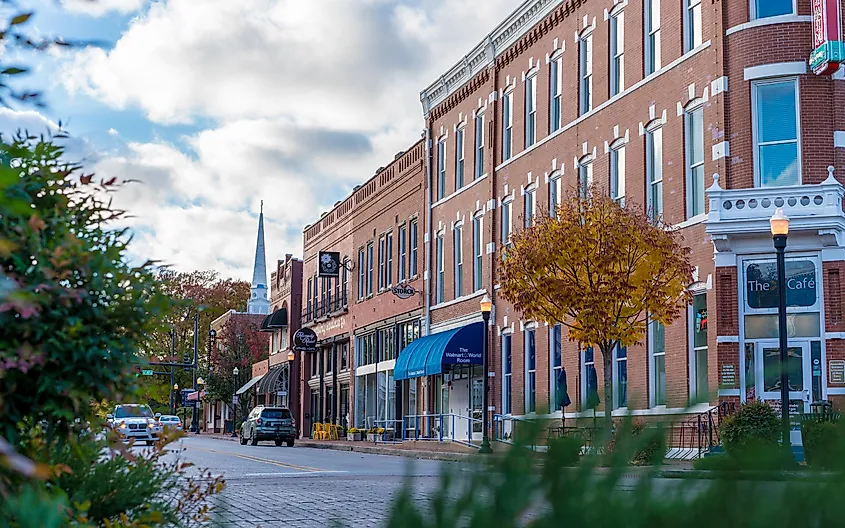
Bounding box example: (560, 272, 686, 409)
(318, 251, 341, 278)
(292, 327, 318, 353)
(810, 0, 844, 75)
(391, 283, 417, 299)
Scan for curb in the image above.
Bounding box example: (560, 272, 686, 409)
(296, 441, 480, 462)
(656, 468, 840, 481)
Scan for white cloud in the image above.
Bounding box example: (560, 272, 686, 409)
(108, 127, 119, 135)
(61, 0, 146, 16)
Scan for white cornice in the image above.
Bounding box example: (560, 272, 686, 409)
(420, 0, 564, 117)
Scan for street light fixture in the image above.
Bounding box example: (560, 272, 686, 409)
(479, 293, 493, 454)
(232, 367, 240, 438)
(770, 208, 790, 450)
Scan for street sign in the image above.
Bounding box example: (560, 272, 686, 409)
(141, 369, 153, 376)
(232, 395, 239, 405)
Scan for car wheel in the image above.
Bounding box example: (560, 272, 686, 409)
(239, 430, 247, 445)
(286, 439, 295, 448)
(275, 439, 283, 447)
(250, 430, 258, 446)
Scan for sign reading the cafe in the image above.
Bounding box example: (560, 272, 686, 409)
(391, 283, 417, 299)
(318, 251, 342, 278)
(810, 0, 844, 75)
(292, 327, 318, 353)
(745, 260, 817, 309)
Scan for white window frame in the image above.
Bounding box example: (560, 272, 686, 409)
(549, 171, 563, 217)
(435, 232, 444, 304)
(472, 213, 483, 292)
(357, 247, 365, 300)
(609, 6, 625, 97)
(502, 90, 513, 160)
(751, 77, 802, 188)
(613, 343, 628, 410)
(525, 74, 537, 147)
(609, 142, 626, 205)
(453, 223, 463, 298)
(750, 0, 796, 20)
(524, 327, 537, 414)
(684, 0, 703, 53)
(366, 242, 374, 296)
(398, 225, 407, 283)
(501, 332, 513, 415)
(386, 231, 394, 287)
(501, 198, 513, 246)
(437, 138, 447, 200)
(645, 123, 664, 221)
(474, 113, 485, 178)
(378, 235, 386, 291)
(644, 0, 661, 75)
(524, 185, 536, 227)
(456, 126, 465, 189)
(578, 156, 594, 199)
(549, 56, 563, 133)
(684, 103, 706, 219)
(409, 219, 418, 277)
(581, 346, 597, 409)
(689, 290, 709, 404)
(649, 320, 666, 408)
(579, 29, 594, 115)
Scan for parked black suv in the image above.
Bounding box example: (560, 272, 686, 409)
(240, 406, 296, 447)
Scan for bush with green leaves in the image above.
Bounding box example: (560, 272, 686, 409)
(801, 418, 844, 470)
(720, 401, 781, 456)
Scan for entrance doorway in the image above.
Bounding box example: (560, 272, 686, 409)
(750, 340, 811, 445)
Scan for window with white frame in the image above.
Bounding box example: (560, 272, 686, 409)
(550, 56, 563, 133)
(435, 233, 444, 304)
(650, 320, 666, 407)
(409, 219, 418, 277)
(580, 30, 593, 115)
(501, 199, 513, 248)
(453, 223, 463, 298)
(386, 231, 394, 287)
(437, 138, 446, 200)
(357, 248, 365, 300)
(691, 292, 708, 403)
(578, 158, 593, 199)
(549, 172, 562, 216)
(753, 0, 794, 19)
(525, 328, 536, 413)
(378, 235, 386, 291)
(524, 186, 536, 227)
(685, 105, 705, 218)
(614, 344, 628, 409)
(753, 79, 800, 187)
(550, 324, 563, 411)
(685, 0, 702, 52)
(398, 225, 407, 283)
(503, 90, 513, 160)
(366, 242, 374, 296)
(456, 127, 465, 189)
(472, 214, 483, 292)
(582, 346, 599, 410)
(306, 277, 312, 318)
(610, 6, 625, 97)
(646, 125, 664, 220)
(525, 74, 537, 147)
(502, 334, 512, 414)
(610, 143, 626, 205)
(644, 0, 661, 75)
(475, 113, 485, 178)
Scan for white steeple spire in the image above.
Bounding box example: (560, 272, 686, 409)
(247, 200, 271, 315)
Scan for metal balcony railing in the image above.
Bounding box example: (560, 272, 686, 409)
(302, 289, 348, 323)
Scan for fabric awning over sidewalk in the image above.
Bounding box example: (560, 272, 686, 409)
(257, 363, 288, 394)
(394, 322, 483, 381)
(235, 374, 264, 395)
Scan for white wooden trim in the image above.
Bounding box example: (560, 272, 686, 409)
(744, 61, 807, 81)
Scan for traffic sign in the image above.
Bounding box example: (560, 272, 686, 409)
(141, 369, 153, 376)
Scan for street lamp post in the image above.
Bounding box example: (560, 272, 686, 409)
(232, 367, 239, 438)
(173, 383, 179, 416)
(770, 208, 791, 449)
(479, 294, 493, 454)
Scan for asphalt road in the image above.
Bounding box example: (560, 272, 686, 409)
(168, 436, 449, 528)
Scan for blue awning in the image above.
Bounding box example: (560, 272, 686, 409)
(394, 322, 484, 381)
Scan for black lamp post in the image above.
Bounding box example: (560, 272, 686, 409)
(770, 208, 790, 448)
(479, 293, 493, 454)
(232, 366, 239, 438)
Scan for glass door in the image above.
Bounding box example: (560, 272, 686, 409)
(757, 340, 811, 445)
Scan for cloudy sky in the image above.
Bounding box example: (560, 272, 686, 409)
(8, 0, 518, 281)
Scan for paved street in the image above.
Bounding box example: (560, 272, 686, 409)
(168, 437, 451, 528)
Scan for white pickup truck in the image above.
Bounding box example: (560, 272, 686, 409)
(106, 404, 162, 446)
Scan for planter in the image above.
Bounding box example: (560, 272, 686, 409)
(347, 432, 362, 441)
(367, 433, 378, 442)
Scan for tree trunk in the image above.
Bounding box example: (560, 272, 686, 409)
(599, 342, 614, 432)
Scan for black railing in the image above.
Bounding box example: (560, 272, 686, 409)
(303, 289, 348, 323)
(665, 401, 737, 459)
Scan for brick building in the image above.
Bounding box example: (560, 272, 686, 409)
(413, 0, 845, 445)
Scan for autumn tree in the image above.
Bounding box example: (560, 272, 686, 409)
(499, 188, 694, 428)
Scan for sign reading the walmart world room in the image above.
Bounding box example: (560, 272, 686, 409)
(810, 0, 844, 75)
(745, 260, 817, 309)
(443, 346, 482, 365)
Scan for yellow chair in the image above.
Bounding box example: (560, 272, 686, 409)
(312, 423, 329, 440)
(327, 424, 339, 440)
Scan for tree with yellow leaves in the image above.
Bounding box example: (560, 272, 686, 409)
(499, 188, 694, 427)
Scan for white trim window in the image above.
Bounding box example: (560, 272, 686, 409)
(549, 56, 563, 133)
(409, 219, 418, 277)
(685, 104, 705, 218)
(524, 185, 536, 227)
(525, 74, 537, 147)
(752, 0, 794, 19)
(357, 247, 365, 300)
(366, 242, 374, 296)
(456, 126, 465, 189)
(525, 328, 537, 414)
(650, 320, 666, 407)
(579, 30, 593, 115)
(472, 214, 483, 292)
(684, 0, 703, 52)
(437, 138, 447, 200)
(503, 90, 513, 160)
(549, 172, 562, 217)
(501, 198, 513, 248)
(578, 157, 593, 199)
(550, 324, 563, 411)
(453, 223, 463, 298)
(475, 112, 485, 178)
(398, 225, 407, 283)
(435, 232, 444, 304)
(753, 78, 800, 187)
(609, 6, 625, 97)
(644, 0, 661, 75)
(690, 292, 709, 403)
(502, 333, 513, 415)
(582, 346, 599, 410)
(646, 124, 664, 220)
(609, 142, 626, 206)
(386, 231, 393, 287)
(614, 344, 628, 409)
(378, 235, 386, 291)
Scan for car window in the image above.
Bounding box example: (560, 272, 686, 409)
(114, 405, 153, 418)
(260, 409, 291, 419)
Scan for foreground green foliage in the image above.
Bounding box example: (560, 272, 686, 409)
(801, 415, 845, 470)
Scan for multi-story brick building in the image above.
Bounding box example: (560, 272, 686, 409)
(410, 0, 845, 446)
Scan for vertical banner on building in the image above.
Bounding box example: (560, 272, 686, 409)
(810, 0, 844, 75)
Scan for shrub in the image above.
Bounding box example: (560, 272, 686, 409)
(801, 419, 843, 470)
(720, 401, 781, 457)
(604, 419, 665, 466)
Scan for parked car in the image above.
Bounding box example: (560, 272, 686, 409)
(239, 406, 296, 447)
(106, 404, 162, 446)
(157, 415, 183, 431)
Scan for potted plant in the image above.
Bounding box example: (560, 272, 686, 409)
(347, 427, 362, 441)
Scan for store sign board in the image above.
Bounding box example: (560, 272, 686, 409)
(830, 360, 845, 384)
(745, 260, 817, 309)
(810, 0, 844, 75)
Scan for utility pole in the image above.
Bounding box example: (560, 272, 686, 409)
(170, 328, 176, 415)
(191, 312, 200, 433)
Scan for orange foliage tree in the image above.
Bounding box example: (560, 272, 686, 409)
(499, 188, 694, 426)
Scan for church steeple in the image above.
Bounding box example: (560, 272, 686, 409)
(247, 200, 271, 315)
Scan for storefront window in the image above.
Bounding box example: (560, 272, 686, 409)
(502, 335, 512, 415)
(583, 347, 598, 410)
(692, 293, 708, 402)
(525, 329, 536, 413)
(650, 321, 666, 406)
(615, 345, 627, 409)
(744, 313, 821, 339)
(551, 325, 562, 411)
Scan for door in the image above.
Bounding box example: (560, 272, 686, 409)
(757, 340, 811, 445)
(450, 377, 470, 442)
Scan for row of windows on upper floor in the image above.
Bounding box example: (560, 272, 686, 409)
(435, 0, 802, 202)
